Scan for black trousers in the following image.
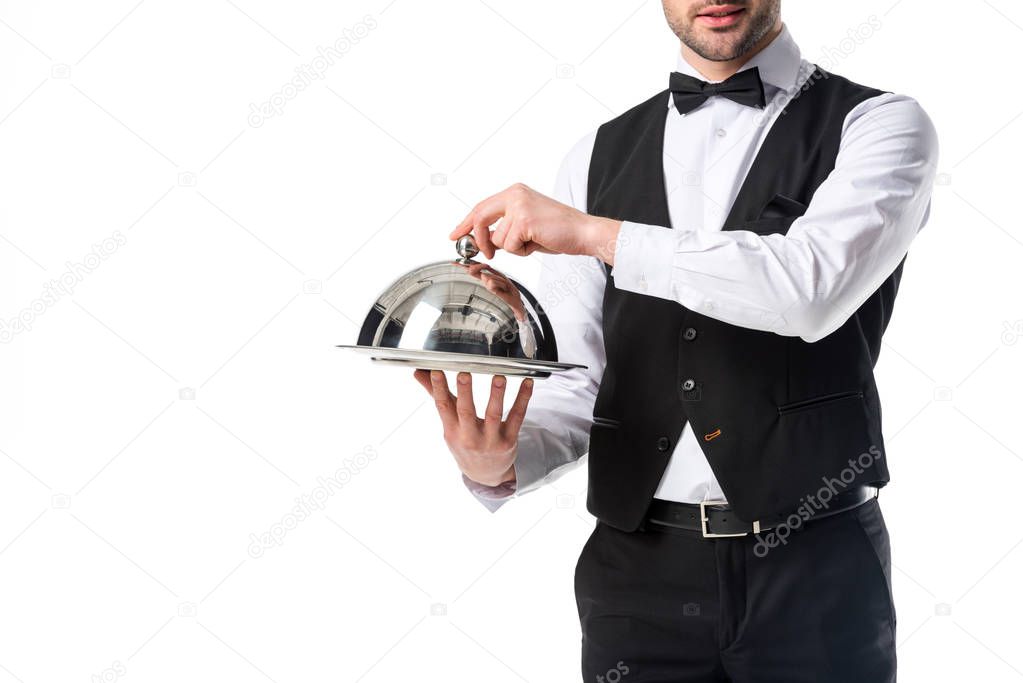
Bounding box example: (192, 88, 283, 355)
(575, 499, 896, 682)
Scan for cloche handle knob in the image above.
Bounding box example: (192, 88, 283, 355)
(455, 234, 480, 264)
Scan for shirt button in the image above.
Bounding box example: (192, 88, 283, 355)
(716, 128, 727, 138)
(656, 436, 671, 452)
(683, 327, 697, 341)
(682, 379, 696, 391)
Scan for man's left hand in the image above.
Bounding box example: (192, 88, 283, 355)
(449, 183, 622, 264)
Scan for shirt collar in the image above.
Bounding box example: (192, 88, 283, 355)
(671, 23, 803, 98)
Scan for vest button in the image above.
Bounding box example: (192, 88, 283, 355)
(656, 436, 671, 452)
(683, 327, 697, 341)
(682, 378, 696, 391)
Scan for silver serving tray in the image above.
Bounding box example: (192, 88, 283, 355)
(337, 345, 586, 378)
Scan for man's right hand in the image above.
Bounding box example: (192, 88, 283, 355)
(413, 370, 533, 487)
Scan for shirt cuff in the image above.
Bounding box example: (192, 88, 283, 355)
(462, 474, 516, 513)
(610, 221, 680, 299)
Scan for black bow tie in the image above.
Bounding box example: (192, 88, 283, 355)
(669, 67, 766, 115)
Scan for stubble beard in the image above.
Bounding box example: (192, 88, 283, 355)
(666, 2, 780, 62)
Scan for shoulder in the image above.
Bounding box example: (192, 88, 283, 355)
(797, 68, 938, 160)
(809, 67, 933, 132)
(844, 91, 936, 134)
(842, 91, 939, 162)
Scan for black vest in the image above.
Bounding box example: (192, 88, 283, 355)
(586, 69, 898, 531)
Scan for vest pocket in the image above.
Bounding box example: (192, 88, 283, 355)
(591, 416, 622, 429)
(777, 390, 864, 416)
(742, 215, 800, 236)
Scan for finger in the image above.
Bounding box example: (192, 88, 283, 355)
(454, 372, 477, 423)
(492, 216, 517, 255)
(462, 263, 484, 282)
(492, 217, 530, 258)
(451, 212, 475, 240)
(503, 378, 534, 435)
(501, 221, 528, 256)
(481, 272, 511, 296)
(472, 222, 497, 259)
(469, 193, 511, 237)
(474, 203, 512, 260)
(480, 274, 503, 295)
(413, 369, 433, 395)
(484, 375, 508, 428)
(479, 266, 509, 283)
(449, 188, 508, 240)
(428, 370, 458, 432)
(490, 215, 505, 245)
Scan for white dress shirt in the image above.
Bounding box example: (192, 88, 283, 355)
(465, 25, 938, 508)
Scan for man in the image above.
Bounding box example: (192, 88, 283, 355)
(414, 1, 937, 680)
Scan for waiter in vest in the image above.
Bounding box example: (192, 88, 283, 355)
(415, 1, 937, 680)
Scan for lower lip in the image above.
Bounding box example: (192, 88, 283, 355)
(696, 9, 745, 27)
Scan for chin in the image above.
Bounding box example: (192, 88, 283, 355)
(695, 35, 748, 60)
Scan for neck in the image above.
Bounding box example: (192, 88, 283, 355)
(680, 21, 782, 81)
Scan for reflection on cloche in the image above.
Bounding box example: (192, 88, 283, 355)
(339, 235, 585, 378)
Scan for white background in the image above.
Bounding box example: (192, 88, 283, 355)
(1, 1, 1021, 681)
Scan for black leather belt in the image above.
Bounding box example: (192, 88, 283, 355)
(645, 486, 877, 538)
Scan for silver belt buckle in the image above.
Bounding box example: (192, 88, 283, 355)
(699, 500, 761, 538)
